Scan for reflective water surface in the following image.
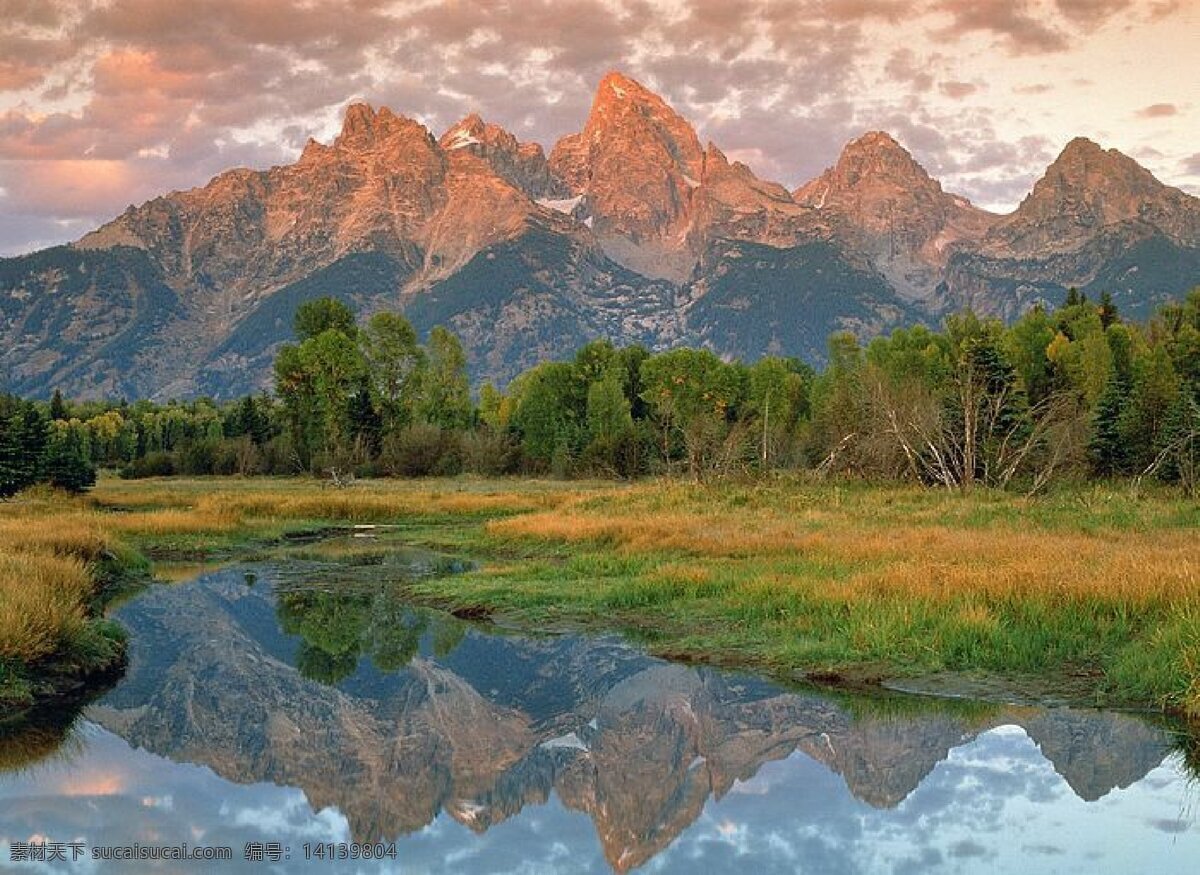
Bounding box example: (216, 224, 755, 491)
(1, 550, 1198, 873)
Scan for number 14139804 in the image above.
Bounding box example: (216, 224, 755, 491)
(302, 843, 398, 861)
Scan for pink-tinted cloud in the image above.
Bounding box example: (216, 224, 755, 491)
(1136, 103, 1178, 118)
(935, 0, 1068, 54)
(0, 159, 138, 217)
(940, 81, 979, 99)
(1056, 0, 1132, 26)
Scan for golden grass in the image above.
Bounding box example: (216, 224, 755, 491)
(488, 492, 1200, 609)
(0, 496, 116, 671)
(0, 516, 111, 562)
(89, 476, 595, 526)
(104, 507, 243, 536)
(489, 509, 815, 556)
(0, 553, 91, 662)
(469, 480, 1200, 716)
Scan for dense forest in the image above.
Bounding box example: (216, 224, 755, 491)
(2, 287, 1198, 494)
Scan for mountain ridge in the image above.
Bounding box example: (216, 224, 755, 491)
(2, 70, 1197, 399)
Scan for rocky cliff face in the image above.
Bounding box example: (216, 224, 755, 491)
(439, 113, 567, 201)
(549, 71, 708, 281)
(983, 137, 1200, 258)
(1, 102, 638, 398)
(795, 131, 999, 306)
(549, 72, 814, 283)
(944, 137, 1200, 319)
(2, 73, 1197, 400)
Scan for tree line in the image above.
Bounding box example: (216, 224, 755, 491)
(2, 287, 1197, 494)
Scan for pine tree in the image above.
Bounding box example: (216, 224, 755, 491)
(49, 389, 68, 421)
(0, 405, 26, 499)
(1088, 374, 1130, 477)
(348, 376, 383, 458)
(1155, 388, 1199, 489)
(0, 396, 45, 498)
(43, 426, 97, 493)
(1099, 291, 1119, 328)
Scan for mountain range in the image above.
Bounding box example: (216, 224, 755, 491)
(2, 71, 1198, 400)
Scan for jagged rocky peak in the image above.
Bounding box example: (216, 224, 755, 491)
(549, 71, 708, 280)
(702, 141, 793, 203)
(584, 71, 703, 159)
(793, 130, 998, 302)
(439, 112, 567, 199)
(823, 131, 929, 183)
(983, 136, 1200, 257)
(551, 71, 704, 202)
(796, 130, 956, 217)
(687, 140, 811, 252)
(297, 101, 445, 184)
(1013, 136, 1188, 223)
(335, 102, 431, 148)
(1021, 137, 1171, 220)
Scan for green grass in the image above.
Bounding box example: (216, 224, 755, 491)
(4, 474, 1198, 724)
(400, 477, 1200, 720)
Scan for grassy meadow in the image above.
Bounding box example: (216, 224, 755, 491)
(2, 474, 1198, 722)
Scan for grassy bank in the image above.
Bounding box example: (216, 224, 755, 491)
(0, 491, 140, 711)
(0, 475, 596, 712)
(407, 479, 1200, 719)
(3, 475, 1198, 722)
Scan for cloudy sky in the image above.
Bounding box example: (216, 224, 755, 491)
(0, 0, 1196, 256)
(1, 722, 1196, 874)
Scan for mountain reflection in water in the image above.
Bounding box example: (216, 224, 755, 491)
(1, 559, 1198, 874)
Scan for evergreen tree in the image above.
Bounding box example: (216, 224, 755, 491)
(1156, 388, 1199, 489)
(43, 425, 97, 493)
(1120, 344, 1179, 471)
(348, 376, 383, 458)
(49, 389, 68, 421)
(1099, 291, 1119, 328)
(0, 396, 47, 497)
(1089, 374, 1131, 476)
(0, 403, 29, 499)
(228, 394, 273, 445)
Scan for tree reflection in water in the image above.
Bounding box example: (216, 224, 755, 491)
(276, 586, 466, 683)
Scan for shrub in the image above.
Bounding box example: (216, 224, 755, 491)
(461, 429, 521, 476)
(119, 451, 176, 479)
(380, 424, 463, 477)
